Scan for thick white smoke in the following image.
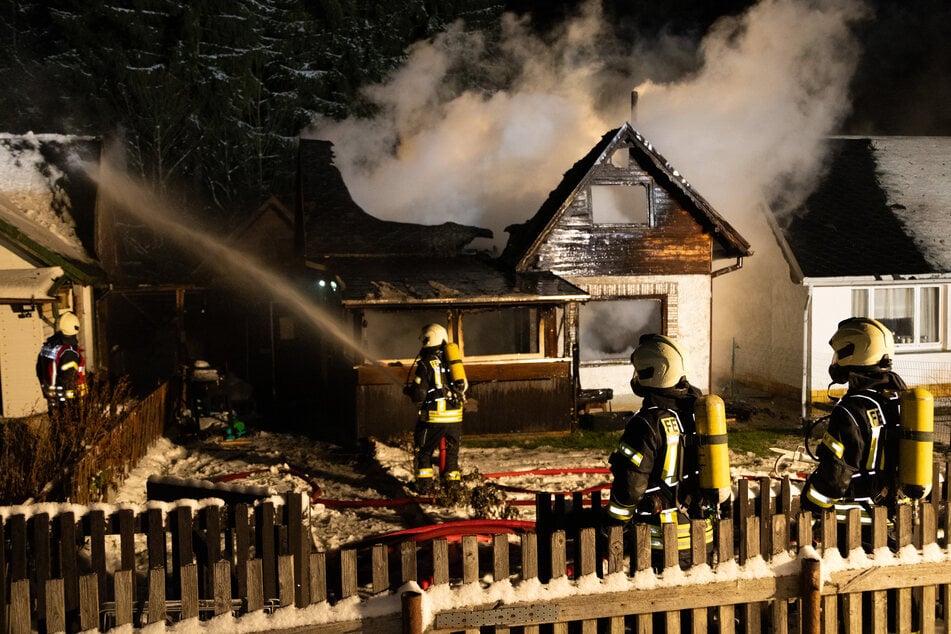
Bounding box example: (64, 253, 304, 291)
(305, 0, 868, 250)
(304, 0, 870, 395)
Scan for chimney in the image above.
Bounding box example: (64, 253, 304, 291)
(630, 90, 638, 124)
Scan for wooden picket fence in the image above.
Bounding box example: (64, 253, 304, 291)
(2, 469, 951, 632)
(68, 382, 170, 505)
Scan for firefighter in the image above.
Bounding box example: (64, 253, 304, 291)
(36, 311, 87, 411)
(800, 317, 912, 523)
(404, 323, 468, 495)
(604, 334, 726, 569)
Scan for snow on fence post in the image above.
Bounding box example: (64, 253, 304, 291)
(401, 590, 423, 634)
(801, 556, 821, 634)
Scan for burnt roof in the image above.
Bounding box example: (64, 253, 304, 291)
(323, 255, 588, 307)
(298, 139, 491, 258)
(771, 137, 944, 279)
(500, 122, 752, 270)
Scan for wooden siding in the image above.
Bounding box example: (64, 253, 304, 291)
(352, 361, 573, 441)
(531, 169, 713, 277)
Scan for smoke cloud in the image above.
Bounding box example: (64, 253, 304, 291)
(305, 0, 868, 250)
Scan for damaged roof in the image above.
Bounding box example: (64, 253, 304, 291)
(325, 255, 588, 307)
(770, 136, 951, 281)
(0, 133, 105, 285)
(501, 122, 752, 270)
(298, 139, 491, 257)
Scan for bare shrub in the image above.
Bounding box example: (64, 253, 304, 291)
(0, 376, 133, 504)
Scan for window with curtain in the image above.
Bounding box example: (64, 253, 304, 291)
(851, 285, 941, 347)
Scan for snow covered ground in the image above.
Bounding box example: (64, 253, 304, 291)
(114, 425, 787, 552)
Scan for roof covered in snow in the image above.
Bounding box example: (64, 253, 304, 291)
(0, 133, 105, 284)
(0, 266, 64, 302)
(771, 136, 951, 280)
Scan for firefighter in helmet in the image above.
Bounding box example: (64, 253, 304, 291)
(605, 334, 727, 568)
(404, 323, 468, 495)
(36, 311, 87, 411)
(800, 317, 912, 522)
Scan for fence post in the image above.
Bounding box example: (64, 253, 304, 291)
(402, 590, 423, 634)
(801, 557, 821, 634)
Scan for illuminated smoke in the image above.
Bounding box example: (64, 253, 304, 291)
(304, 0, 869, 391)
(305, 0, 867, 250)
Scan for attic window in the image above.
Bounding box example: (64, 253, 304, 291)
(591, 184, 650, 225)
(609, 147, 630, 168)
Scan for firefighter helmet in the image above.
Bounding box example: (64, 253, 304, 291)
(420, 323, 448, 348)
(630, 334, 688, 389)
(56, 311, 80, 336)
(829, 317, 894, 369)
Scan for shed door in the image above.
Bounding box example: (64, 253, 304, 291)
(0, 308, 46, 417)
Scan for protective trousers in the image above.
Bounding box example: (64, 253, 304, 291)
(414, 421, 462, 485)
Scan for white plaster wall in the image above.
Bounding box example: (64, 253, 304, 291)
(575, 273, 711, 412)
(0, 308, 47, 417)
(711, 206, 808, 397)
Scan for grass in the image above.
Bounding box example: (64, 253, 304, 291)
(466, 429, 622, 451)
(467, 424, 804, 458)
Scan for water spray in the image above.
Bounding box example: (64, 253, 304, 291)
(88, 160, 403, 387)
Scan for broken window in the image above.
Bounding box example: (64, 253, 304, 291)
(851, 285, 940, 346)
(363, 309, 447, 361)
(361, 306, 542, 361)
(578, 298, 663, 363)
(609, 147, 630, 168)
(460, 307, 539, 357)
(591, 183, 650, 224)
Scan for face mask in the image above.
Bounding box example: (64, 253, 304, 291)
(828, 364, 850, 385)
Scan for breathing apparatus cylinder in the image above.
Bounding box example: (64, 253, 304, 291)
(445, 342, 467, 389)
(695, 394, 732, 503)
(898, 387, 934, 500)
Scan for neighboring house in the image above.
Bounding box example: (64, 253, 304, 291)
(748, 136, 951, 416)
(0, 134, 105, 418)
(295, 125, 751, 445)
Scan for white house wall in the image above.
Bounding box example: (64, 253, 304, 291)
(711, 205, 807, 400)
(0, 307, 47, 417)
(573, 273, 711, 412)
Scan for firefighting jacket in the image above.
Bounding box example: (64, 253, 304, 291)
(36, 333, 87, 402)
(800, 371, 905, 518)
(606, 384, 703, 525)
(410, 344, 464, 424)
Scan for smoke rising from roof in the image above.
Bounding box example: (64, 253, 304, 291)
(305, 0, 868, 249)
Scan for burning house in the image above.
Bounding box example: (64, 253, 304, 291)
(294, 122, 752, 445)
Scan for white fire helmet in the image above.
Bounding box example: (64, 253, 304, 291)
(56, 311, 80, 336)
(420, 323, 448, 348)
(829, 317, 895, 368)
(630, 334, 688, 389)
